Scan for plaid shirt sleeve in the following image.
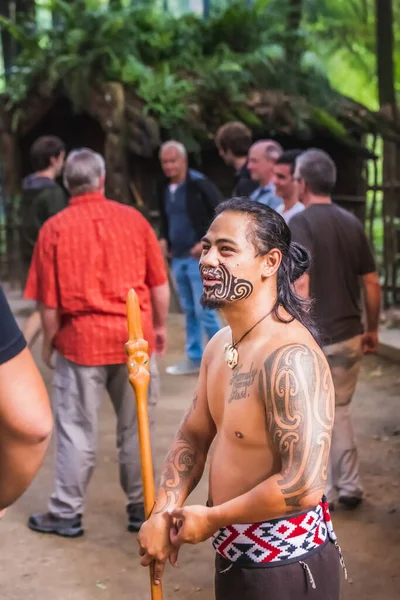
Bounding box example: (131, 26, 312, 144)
(24, 222, 59, 308)
(144, 221, 168, 289)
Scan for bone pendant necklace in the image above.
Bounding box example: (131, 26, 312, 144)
(224, 308, 274, 369)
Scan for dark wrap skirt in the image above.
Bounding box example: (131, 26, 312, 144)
(215, 539, 341, 600)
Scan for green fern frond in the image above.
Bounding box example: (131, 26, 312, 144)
(0, 0, 370, 143)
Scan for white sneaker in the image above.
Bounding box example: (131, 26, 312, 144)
(166, 358, 201, 375)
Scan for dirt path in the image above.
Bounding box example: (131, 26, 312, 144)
(1, 316, 399, 599)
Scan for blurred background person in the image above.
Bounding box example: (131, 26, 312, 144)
(215, 121, 257, 197)
(290, 149, 381, 512)
(248, 140, 283, 208)
(157, 140, 222, 376)
(19, 135, 67, 346)
(273, 149, 305, 223)
(24, 148, 169, 537)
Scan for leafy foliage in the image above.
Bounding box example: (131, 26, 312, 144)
(0, 0, 353, 145)
(303, 0, 400, 109)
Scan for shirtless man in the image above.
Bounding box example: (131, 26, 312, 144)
(139, 198, 342, 599)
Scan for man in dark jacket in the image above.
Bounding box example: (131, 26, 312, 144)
(158, 140, 222, 375)
(215, 121, 257, 197)
(19, 135, 67, 345)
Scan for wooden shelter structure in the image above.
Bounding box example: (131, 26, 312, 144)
(1, 81, 400, 304)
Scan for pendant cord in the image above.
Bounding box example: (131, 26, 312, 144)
(232, 306, 274, 349)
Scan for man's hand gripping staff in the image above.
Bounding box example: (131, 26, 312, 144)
(125, 289, 163, 600)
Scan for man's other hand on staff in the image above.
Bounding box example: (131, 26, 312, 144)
(138, 512, 179, 586)
(169, 505, 217, 546)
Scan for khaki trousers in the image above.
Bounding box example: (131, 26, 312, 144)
(323, 335, 363, 503)
(48, 353, 159, 519)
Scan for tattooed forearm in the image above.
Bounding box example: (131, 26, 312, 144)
(260, 344, 334, 510)
(155, 429, 198, 513)
(155, 395, 204, 513)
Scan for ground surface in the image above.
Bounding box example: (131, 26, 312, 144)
(1, 311, 400, 600)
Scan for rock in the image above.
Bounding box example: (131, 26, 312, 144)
(388, 507, 397, 514)
(96, 582, 107, 590)
(369, 367, 382, 378)
(174, 585, 180, 591)
(384, 307, 400, 328)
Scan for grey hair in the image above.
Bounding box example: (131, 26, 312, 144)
(159, 140, 187, 159)
(63, 148, 106, 195)
(295, 149, 337, 196)
(264, 140, 283, 162)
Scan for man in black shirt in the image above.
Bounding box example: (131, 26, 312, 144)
(290, 149, 381, 510)
(19, 135, 67, 346)
(0, 287, 52, 512)
(215, 121, 257, 197)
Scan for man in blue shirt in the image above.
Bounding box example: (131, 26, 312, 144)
(248, 140, 283, 209)
(157, 141, 222, 375)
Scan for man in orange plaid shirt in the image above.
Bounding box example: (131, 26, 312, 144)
(24, 148, 169, 537)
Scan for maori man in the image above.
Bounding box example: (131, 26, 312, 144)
(139, 198, 343, 599)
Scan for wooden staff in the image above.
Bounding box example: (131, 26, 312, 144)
(125, 289, 163, 600)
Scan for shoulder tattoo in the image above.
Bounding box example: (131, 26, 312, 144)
(259, 344, 334, 509)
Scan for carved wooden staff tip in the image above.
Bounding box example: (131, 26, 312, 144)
(125, 289, 150, 384)
(127, 288, 144, 341)
(125, 288, 163, 600)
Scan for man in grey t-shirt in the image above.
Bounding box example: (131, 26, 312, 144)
(290, 149, 381, 511)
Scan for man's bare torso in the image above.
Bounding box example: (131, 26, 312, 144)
(206, 318, 327, 508)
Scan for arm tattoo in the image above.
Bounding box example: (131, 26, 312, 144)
(155, 395, 200, 513)
(259, 344, 334, 510)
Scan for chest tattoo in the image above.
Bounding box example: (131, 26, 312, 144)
(228, 362, 258, 403)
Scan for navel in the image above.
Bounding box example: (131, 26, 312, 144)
(235, 431, 244, 439)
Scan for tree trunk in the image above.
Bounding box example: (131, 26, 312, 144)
(0, 1, 16, 80)
(375, 0, 399, 306)
(17, 0, 35, 14)
(375, 0, 397, 119)
(285, 0, 303, 63)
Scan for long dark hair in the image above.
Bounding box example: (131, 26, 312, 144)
(214, 197, 318, 341)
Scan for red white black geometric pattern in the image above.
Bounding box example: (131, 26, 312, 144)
(212, 501, 335, 566)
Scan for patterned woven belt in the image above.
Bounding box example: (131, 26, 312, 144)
(212, 499, 336, 567)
